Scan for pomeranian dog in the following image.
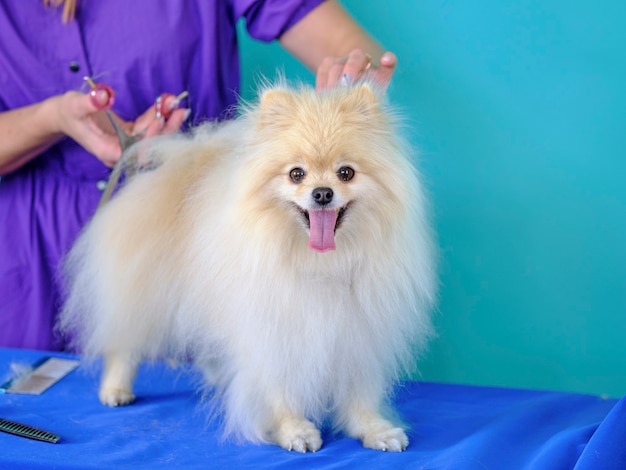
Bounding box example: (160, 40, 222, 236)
(59, 81, 437, 453)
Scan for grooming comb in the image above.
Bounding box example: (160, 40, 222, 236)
(0, 417, 60, 443)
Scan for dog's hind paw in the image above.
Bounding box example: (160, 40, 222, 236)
(362, 427, 408, 452)
(99, 387, 136, 407)
(272, 417, 323, 453)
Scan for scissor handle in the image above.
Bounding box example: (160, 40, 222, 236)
(155, 91, 188, 120)
(84, 76, 115, 110)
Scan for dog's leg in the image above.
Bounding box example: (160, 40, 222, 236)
(343, 405, 408, 452)
(269, 412, 323, 453)
(99, 352, 139, 407)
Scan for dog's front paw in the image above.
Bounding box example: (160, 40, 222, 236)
(272, 417, 323, 453)
(99, 387, 136, 407)
(362, 427, 408, 452)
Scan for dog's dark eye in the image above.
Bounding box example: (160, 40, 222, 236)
(289, 167, 306, 184)
(337, 166, 355, 182)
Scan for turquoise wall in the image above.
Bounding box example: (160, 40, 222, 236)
(238, 1, 626, 398)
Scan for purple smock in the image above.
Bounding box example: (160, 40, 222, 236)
(0, 0, 323, 350)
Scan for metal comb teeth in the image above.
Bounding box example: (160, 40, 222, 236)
(0, 417, 60, 443)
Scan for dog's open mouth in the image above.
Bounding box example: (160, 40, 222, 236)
(298, 205, 349, 253)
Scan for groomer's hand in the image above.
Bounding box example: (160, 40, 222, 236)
(315, 48, 397, 91)
(132, 93, 190, 140)
(56, 91, 129, 168)
(57, 91, 190, 168)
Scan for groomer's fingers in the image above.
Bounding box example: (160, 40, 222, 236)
(372, 52, 397, 90)
(132, 107, 189, 169)
(340, 48, 371, 84)
(58, 92, 124, 167)
(141, 108, 189, 139)
(133, 93, 188, 137)
(326, 61, 347, 90)
(141, 119, 162, 139)
(133, 103, 163, 136)
(316, 56, 337, 91)
(65, 91, 106, 119)
(316, 49, 392, 91)
(161, 108, 190, 134)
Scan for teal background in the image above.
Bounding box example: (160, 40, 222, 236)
(238, 1, 626, 398)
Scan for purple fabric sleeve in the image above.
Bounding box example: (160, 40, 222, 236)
(235, 0, 325, 41)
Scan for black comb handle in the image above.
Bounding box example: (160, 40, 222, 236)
(0, 417, 60, 443)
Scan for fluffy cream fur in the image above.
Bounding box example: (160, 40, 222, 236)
(59, 82, 437, 452)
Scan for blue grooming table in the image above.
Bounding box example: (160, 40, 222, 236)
(1, 348, 624, 469)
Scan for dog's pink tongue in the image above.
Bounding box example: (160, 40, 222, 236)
(308, 209, 337, 253)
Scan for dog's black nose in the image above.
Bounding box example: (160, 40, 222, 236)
(312, 187, 334, 206)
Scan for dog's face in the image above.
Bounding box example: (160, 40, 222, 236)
(284, 161, 353, 253)
(240, 84, 410, 254)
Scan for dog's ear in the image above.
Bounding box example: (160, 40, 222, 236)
(258, 88, 295, 127)
(341, 83, 383, 116)
(354, 83, 380, 106)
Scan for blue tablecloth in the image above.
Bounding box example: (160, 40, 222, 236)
(1, 348, 624, 469)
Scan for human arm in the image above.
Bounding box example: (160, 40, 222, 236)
(279, 0, 397, 90)
(0, 91, 188, 176)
